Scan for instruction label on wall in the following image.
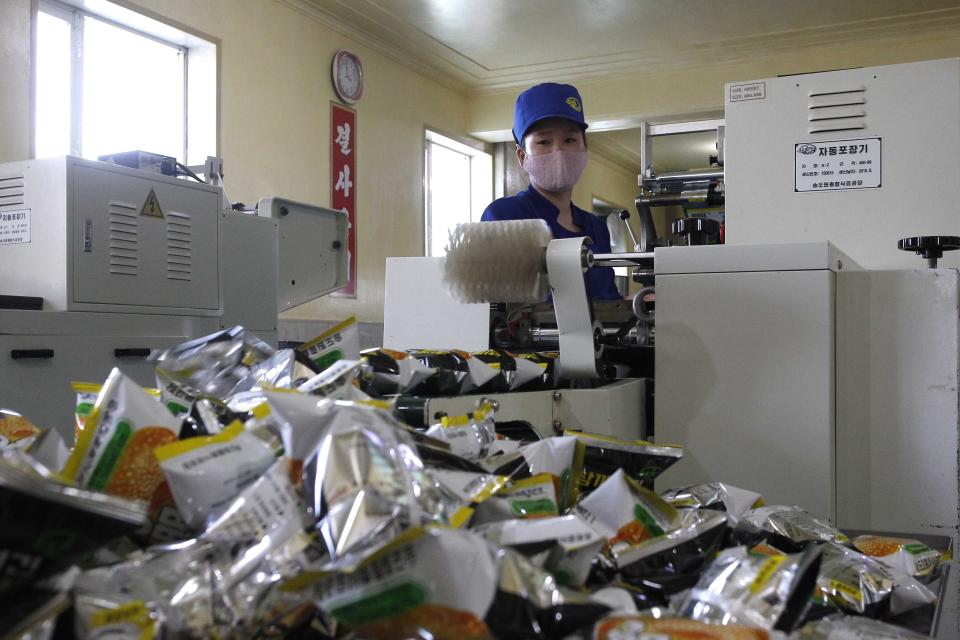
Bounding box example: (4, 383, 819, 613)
(0, 209, 31, 245)
(795, 137, 881, 192)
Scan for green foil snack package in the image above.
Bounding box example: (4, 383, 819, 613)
(591, 615, 772, 640)
(568, 431, 683, 496)
(152, 326, 274, 399)
(297, 316, 360, 373)
(470, 472, 562, 527)
(814, 542, 896, 616)
(297, 358, 370, 401)
(296, 398, 453, 567)
(678, 544, 822, 632)
(815, 538, 939, 618)
(610, 511, 730, 602)
(62, 368, 189, 544)
(470, 349, 546, 392)
(852, 534, 942, 579)
(743, 505, 849, 550)
(484, 544, 611, 639)
(424, 400, 497, 461)
(155, 367, 200, 418)
(796, 613, 929, 639)
(574, 469, 681, 549)
(75, 532, 314, 638)
(660, 482, 765, 517)
(360, 347, 437, 395)
(510, 351, 559, 391)
(75, 461, 315, 638)
(230, 348, 318, 394)
(264, 391, 415, 497)
(289, 526, 499, 640)
(0, 450, 148, 597)
(155, 420, 279, 530)
(430, 469, 509, 528)
(473, 513, 605, 587)
(408, 349, 499, 395)
(480, 435, 578, 510)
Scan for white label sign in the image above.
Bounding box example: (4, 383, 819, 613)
(0, 209, 30, 245)
(795, 137, 881, 192)
(729, 82, 765, 102)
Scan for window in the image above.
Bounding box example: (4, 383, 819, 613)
(424, 130, 492, 257)
(34, 0, 216, 165)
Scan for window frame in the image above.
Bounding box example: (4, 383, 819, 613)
(31, 0, 219, 164)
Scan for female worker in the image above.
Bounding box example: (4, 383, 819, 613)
(481, 82, 622, 300)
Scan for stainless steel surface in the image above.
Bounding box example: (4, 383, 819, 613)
(530, 326, 639, 341)
(648, 168, 725, 182)
(648, 119, 726, 136)
(592, 251, 655, 261)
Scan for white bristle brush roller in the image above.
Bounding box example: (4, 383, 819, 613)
(443, 220, 553, 303)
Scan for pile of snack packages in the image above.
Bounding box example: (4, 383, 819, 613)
(0, 325, 950, 639)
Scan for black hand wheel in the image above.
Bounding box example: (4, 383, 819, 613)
(897, 236, 960, 268)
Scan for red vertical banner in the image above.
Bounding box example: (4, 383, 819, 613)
(331, 102, 357, 297)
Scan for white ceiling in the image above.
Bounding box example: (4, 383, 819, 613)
(285, 0, 960, 172)
(288, 0, 960, 92)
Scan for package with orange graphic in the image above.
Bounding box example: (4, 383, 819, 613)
(62, 368, 188, 542)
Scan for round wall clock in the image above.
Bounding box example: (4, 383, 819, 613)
(332, 49, 363, 104)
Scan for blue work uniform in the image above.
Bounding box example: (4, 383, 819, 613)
(481, 185, 622, 300)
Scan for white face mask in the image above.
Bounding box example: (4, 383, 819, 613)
(521, 149, 587, 192)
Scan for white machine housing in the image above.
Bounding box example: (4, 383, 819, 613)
(725, 57, 960, 270)
(655, 242, 851, 519)
(0, 156, 348, 437)
(0, 156, 223, 314)
(654, 241, 960, 637)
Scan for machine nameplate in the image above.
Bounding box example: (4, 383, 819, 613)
(0, 208, 31, 245)
(728, 82, 765, 102)
(795, 137, 881, 192)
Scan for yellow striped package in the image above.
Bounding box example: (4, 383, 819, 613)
(297, 316, 359, 372)
(293, 526, 498, 640)
(481, 435, 578, 510)
(63, 368, 188, 543)
(473, 513, 604, 587)
(678, 544, 823, 632)
(429, 469, 509, 528)
(155, 420, 278, 529)
(574, 469, 681, 550)
(424, 401, 497, 461)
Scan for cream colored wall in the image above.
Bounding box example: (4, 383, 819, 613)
(0, 0, 469, 324)
(468, 28, 960, 136)
(573, 148, 637, 214)
(0, 1, 32, 162)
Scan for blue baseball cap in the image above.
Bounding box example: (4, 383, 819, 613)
(513, 83, 588, 145)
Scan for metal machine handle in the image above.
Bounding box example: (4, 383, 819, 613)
(114, 347, 152, 358)
(11, 349, 54, 360)
(632, 200, 660, 253)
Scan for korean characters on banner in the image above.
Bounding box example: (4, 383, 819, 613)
(331, 103, 357, 297)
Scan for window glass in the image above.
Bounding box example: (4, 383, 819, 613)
(81, 16, 184, 160)
(425, 132, 492, 257)
(34, 0, 214, 164)
(35, 11, 72, 158)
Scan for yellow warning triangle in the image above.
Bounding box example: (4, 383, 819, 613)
(141, 188, 164, 218)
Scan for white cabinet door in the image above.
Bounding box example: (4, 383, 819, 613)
(655, 269, 835, 519)
(0, 334, 183, 441)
